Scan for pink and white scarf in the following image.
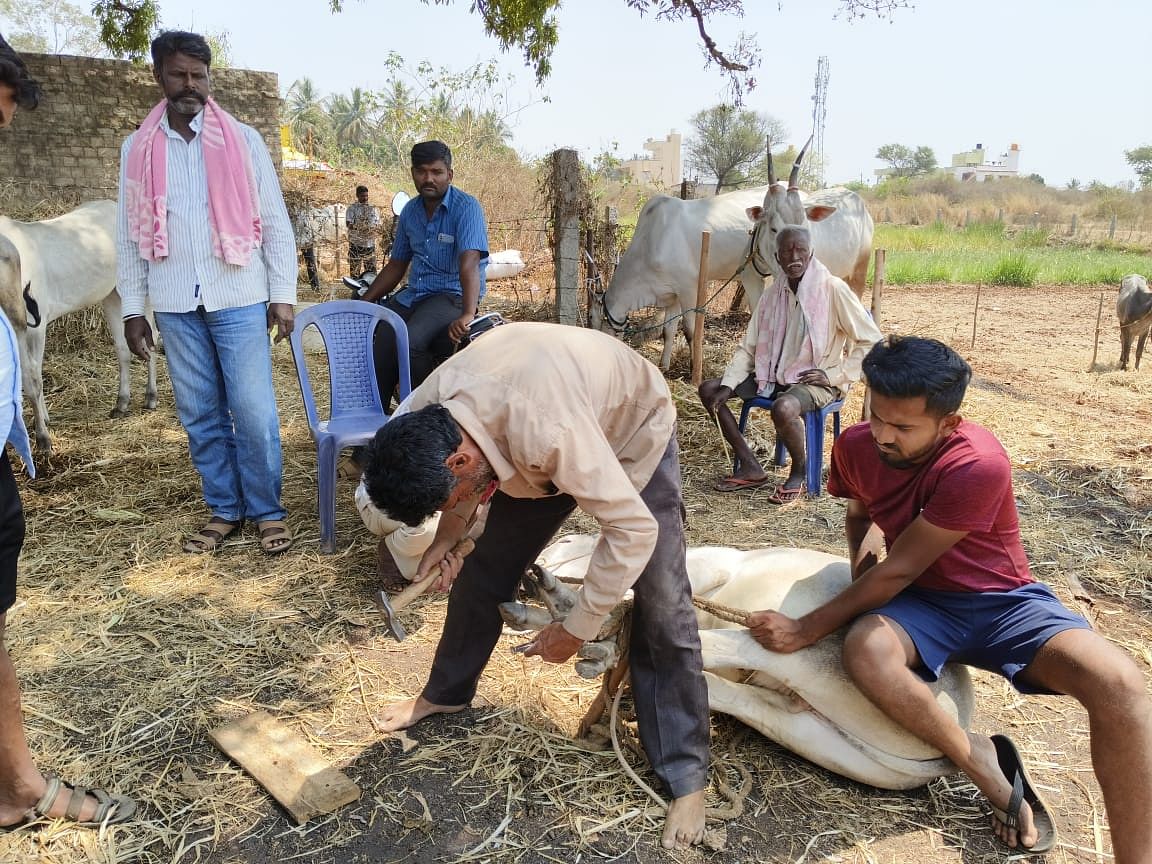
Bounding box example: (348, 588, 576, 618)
(124, 98, 262, 266)
(754, 257, 834, 392)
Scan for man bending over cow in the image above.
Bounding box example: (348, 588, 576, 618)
(361, 322, 711, 850)
(750, 335, 1152, 859)
(700, 226, 879, 501)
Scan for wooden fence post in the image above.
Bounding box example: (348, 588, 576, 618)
(861, 248, 885, 421)
(1089, 292, 1105, 371)
(1069, 213, 1078, 236)
(550, 148, 581, 325)
(971, 284, 982, 349)
(1109, 214, 1117, 239)
(690, 231, 711, 386)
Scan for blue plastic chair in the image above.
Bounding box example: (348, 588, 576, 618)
(290, 300, 411, 553)
(735, 392, 846, 497)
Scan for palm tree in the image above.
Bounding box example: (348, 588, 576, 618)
(328, 87, 376, 152)
(284, 78, 330, 154)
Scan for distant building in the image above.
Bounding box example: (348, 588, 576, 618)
(622, 131, 682, 188)
(950, 142, 1021, 182)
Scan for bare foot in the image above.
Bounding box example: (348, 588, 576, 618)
(377, 695, 467, 733)
(661, 789, 706, 850)
(965, 734, 1038, 849)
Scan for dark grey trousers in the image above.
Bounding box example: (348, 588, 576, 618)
(373, 293, 462, 408)
(422, 433, 711, 798)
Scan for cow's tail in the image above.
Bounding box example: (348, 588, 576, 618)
(22, 281, 41, 328)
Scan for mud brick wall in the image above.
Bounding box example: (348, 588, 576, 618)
(0, 53, 281, 211)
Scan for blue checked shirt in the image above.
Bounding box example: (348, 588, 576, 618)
(0, 307, 34, 478)
(390, 185, 489, 306)
(116, 110, 297, 317)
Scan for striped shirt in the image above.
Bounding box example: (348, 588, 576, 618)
(390, 185, 488, 305)
(116, 110, 297, 317)
(0, 307, 34, 477)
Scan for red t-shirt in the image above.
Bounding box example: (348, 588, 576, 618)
(827, 420, 1033, 592)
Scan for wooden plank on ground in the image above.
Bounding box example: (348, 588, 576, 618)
(209, 710, 360, 824)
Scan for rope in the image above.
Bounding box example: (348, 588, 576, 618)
(691, 596, 750, 626)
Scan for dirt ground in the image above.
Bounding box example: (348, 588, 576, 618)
(1, 281, 1149, 864)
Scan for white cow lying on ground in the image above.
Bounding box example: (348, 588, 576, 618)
(0, 200, 157, 453)
(518, 534, 973, 791)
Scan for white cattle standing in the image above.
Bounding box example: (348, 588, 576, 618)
(0, 200, 157, 453)
(591, 140, 874, 371)
(519, 534, 972, 791)
(1118, 274, 1152, 371)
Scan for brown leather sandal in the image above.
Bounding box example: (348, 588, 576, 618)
(182, 518, 242, 553)
(22, 774, 137, 827)
(257, 519, 294, 555)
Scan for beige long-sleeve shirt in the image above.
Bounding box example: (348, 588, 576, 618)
(720, 270, 881, 393)
(406, 322, 676, 640)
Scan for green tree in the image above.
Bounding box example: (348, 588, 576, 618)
(0, 0, 109, 55)
(327, 86, 377, 151)
(875, 143, 937, 178)
(85, 0, 908, 96)
(284, 77, 332, 155)
(686, 104, 787, 193)
(1124, 145, 1152, 189)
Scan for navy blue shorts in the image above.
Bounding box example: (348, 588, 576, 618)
(868, 582, 1092, 695)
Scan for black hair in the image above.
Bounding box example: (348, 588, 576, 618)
(355, 184, 368, 195)
(0, 33, 42, 110)
(862, 335, 971, 417)
(363, 404, 462, 526)
(150, 31, 212, 74)
(411, 140, 452, 168)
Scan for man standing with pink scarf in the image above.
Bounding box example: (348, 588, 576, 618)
(116, 31, 297, 555)
(700, 226, 880, 501)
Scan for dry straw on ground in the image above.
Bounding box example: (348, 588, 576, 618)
(1, 278, 1149, 863)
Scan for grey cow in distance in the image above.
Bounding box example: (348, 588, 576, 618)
(1118, 274, 1152, 371)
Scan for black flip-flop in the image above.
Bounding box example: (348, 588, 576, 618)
(990, 734, 1058, 853)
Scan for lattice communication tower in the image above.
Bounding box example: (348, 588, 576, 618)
(810, 56, 830, 188)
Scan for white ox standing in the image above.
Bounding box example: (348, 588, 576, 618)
(591, 143, 874, 371)
(523, 534, 972, 791)
(0, 200, 157, 454)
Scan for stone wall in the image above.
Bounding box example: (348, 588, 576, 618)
(0, 53, 281, 213)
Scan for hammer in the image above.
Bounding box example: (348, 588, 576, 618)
(376, 537, 475, 642)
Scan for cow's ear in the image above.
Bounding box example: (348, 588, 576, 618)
(806, 205, 837, 222)
(745, 206, 763, 223)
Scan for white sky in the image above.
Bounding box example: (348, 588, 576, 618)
(75, 0, 1152, 186)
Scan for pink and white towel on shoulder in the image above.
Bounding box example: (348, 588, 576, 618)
(754, 257, 834, 392)
(124, 98, 262, 266)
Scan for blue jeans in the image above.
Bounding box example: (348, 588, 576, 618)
(155, 303, 285, 524)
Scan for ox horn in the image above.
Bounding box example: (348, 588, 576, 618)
(789, 134, 814, 189)
(766, 135, 776, 186)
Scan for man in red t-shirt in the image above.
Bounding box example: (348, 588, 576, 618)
(748, 335, 1152, 862)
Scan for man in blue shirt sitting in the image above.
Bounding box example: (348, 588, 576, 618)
(361, 140, 489, 407)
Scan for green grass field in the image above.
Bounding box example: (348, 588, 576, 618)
(873, 222, 1152, 286)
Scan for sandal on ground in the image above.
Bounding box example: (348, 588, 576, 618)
(21, 775, 136, 828)
(766, 482, 807, 504)
(989, 734, 1057, 853)
(712, 475, 771, 493)
(376, 538, 411, 594)
(182, 517, 242, 553)
(258, 519, 294, 555)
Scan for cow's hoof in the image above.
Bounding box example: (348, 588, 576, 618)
(109, 406, 129, 419)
